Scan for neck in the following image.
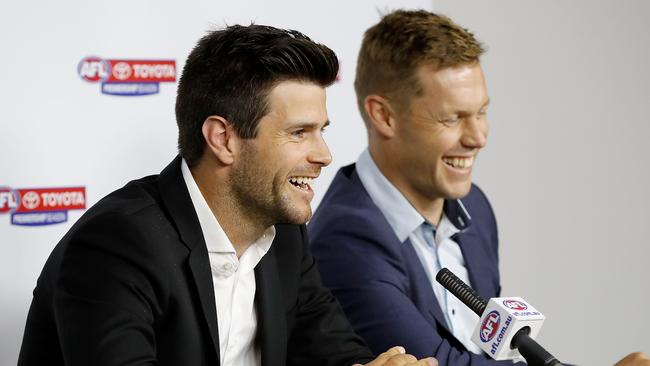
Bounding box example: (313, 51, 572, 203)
(191, 163, 268, 258)
(414, 197, 444, 226)
(368, 144, 445, 226)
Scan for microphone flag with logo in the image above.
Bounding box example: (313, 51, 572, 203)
(436, 268, 564, 366)
(473, 296, 545, 360)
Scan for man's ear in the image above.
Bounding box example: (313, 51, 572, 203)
(364, 95, 398, 138)
(202, 116, 238, 165)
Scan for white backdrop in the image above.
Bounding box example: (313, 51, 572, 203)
(432, 1, 650, 365)
(0, 1, 431, 364)
(1, 1, 648, 365)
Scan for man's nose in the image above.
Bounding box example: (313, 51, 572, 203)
(309, 134, 333, 167)
(461, 115, 488, 149)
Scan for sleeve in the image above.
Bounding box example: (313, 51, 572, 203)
(310, 213, 519, 366)
(53, 213, 165, 366)
(285, 225, 375, 366)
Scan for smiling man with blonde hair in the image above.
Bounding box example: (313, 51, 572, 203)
(310, 9, 509, 365)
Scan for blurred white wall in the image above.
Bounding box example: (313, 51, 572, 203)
(431, 1, 650, 365)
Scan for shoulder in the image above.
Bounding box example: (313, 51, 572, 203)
(310, 195, 397, 258)
(76, 174, 170, 232)
(310, 164, 390, 239)
(33, 174, 181, 308)
(309, 168, 407, 282)
(85, 175, 162, 220)
(48, 174, 178, 277)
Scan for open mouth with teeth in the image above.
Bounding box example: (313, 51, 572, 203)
(442, 156, 474, 169)
(288, 176, 314, 191)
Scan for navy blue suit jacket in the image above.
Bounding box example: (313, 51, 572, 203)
(310, 164, 517, 366)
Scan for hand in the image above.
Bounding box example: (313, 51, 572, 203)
(354, 346, 438, 366)
(615, 352, 650, 366)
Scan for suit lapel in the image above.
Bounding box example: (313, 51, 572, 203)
(254, 245, 287, 366)
(158, 157, 221, 361)
(350, 168, 453, 333)
(402, 240, 452, 332)
(188, 247, 221, 358)
(453, 229, 490, 298)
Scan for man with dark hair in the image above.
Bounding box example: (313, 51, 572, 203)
(309, 10, 649, 366)
(18, 24, 436, 366)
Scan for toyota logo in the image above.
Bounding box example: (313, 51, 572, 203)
(21, 191, 40, 210)
(112, 62, 132, 80)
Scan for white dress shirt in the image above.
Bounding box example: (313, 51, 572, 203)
(356, 149, 482, 354)
(182, 159, 275, 366)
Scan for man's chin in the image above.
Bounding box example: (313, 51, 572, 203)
(445, 182, 473, 200)
(292, 209, 312, 225)
(274, 205, 312, 225)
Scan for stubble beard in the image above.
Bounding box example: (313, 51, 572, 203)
(230, 145, 311, 227)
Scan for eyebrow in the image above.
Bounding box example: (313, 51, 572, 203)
(438, 99, 491, 119)
(456, 98, 491, 116)
(288, 120, 330, 129)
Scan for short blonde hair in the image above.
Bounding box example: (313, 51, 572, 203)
(355, 10, 485, 124)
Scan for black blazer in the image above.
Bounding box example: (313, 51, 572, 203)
(18, 157, 373, 366)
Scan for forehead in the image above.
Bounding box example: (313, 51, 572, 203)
(414, 62, 489, 110)
(253, 80, 329, 139)
(266, 80, 328, 121)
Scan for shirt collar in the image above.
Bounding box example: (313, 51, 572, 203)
(180, 159, 275, 259)
(435, 210, 461, 244)
(355, 149, 472, 242)
(444, 195, 472, 232)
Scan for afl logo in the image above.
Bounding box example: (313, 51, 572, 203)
(0, 188, 19, 213)
(78, 57, 110, 82)
(503, 299, 528, 311)
(479, 310, 500, 342)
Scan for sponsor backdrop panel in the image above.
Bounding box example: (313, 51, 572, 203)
(0, 0, 432, 364)
(4, 1, 648, 366)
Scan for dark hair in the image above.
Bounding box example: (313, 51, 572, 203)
(176, 24, 339, 166)
(355, 10, 484, 124)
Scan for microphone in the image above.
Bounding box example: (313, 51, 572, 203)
(436, 268, 564, 366)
